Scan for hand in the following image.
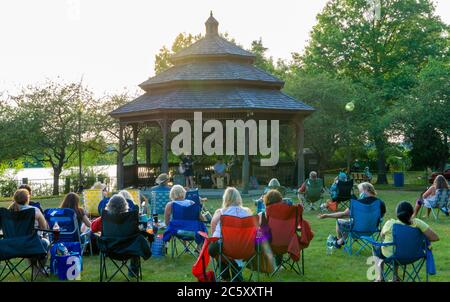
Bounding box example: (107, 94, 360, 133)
(318, 214, 327, 219)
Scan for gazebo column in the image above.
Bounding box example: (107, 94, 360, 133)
(145, 139, 151, 165)
(295, 118, 305, 186)
(117, 123, 125, 190)
(132, 124, 138, 165)
(159, 118, 169, 173)
(242, 128, 250, 194)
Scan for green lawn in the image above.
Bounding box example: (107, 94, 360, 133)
(1, 189, 449, 282)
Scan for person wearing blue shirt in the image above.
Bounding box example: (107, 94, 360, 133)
(212, 158, 230, 188)
(150, 173, 171, 192)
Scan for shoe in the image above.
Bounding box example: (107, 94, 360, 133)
(440, 208, 449, 216)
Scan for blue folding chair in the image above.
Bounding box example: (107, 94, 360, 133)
(150, 190, 170, 216)
(163, 203, 207, 258)
(363, 224, 433, 282)
(44, 208, 91, 256)
(344, 199, 382, 255)
(186, 188, 212, 224)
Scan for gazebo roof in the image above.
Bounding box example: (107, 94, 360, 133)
(139, 61, 283, 92)
(171, 12, 255, 64)
(111, 12, 315, 119)
(110, 86, 314, 117)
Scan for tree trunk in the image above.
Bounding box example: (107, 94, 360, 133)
(375, 140, 388, 184)
(53, 167, 61, 196)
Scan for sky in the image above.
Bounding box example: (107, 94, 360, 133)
(0, 0, 449, 97)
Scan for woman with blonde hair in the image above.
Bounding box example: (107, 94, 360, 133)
(208, 187, 253, 281)
(318, 182, 386, 248)
(163, 185, 204, 225)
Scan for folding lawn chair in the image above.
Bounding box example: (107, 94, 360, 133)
(44, 208, 92, 256)
(299, 178, 324, 211)
(343, 199, 382, 255)
(363, 224, 433, 282)
(82, 189, 103, 217)
(164, 203, 207, 258)
(213, 215, 260, 282)
(334, 179, 354, 209)
(419, 189, 449, 220)
(150, 189, 170, 216)
(0, 208, 48, 282)
(186, 188, 212, 224)
(266, 203, 305, 276)
(98, 210, 151, 282)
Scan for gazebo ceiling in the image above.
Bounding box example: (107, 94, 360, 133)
(111, 12, 315, 120)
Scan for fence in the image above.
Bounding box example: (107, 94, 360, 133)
(0, 177, 117, 198)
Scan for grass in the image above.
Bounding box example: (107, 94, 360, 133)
(1, 189, 449, 282)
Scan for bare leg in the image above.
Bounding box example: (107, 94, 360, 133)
(412, 203, 422, 218)
(426, 208, 431, 218)
(211, 174, 217, 186)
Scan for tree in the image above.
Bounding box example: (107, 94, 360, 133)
(284, 72, 363, 170)
(403, 58, 450, 170)
(9, 81, 96, 195)
(299, 0, 448, 183)
(154, 33, 202, 74)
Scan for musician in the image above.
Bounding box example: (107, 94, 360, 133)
(181, 154, 195, 189)
(212, 158, 230, 188)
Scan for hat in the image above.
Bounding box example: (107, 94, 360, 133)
(155, 173, 169, 185)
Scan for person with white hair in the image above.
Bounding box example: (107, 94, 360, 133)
(118, 190, 139, 212)
(164, 185, 205, 225)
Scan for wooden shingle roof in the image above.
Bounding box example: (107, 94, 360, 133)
(110, 86, 314, 116)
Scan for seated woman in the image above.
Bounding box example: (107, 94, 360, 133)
(162, 185, 207, 246)
(60, 192, 91, 229)
(373, 201, 439, 282)
(18, 184, 44, 214)
(413, 175, 449, 218)
(9, 189, 49, 274)
(318, 182, 386, 248)
(92, 194, 143, 276)
(208, 187, 253, 281)
(258, 189, 290, 266)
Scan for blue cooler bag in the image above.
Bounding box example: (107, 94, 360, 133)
(50, 242, 83, 275)
(56, 253, 82, 280)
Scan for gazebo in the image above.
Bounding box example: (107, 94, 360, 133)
(110, 12, 314, 192)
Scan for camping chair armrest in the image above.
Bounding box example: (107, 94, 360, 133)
(81, 229, 91, 239)
(360, 236, 393, 247)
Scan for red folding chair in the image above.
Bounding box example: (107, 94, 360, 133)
(214, 215, 260, 282)
(266, 203, 305, 276)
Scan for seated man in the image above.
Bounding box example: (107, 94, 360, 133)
(211, 158, 230, 188)
(150, 173, 171, 192)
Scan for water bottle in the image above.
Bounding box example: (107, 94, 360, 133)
(326, 235, 335, 255)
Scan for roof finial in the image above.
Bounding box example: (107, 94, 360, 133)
(205, 11, 219, 37)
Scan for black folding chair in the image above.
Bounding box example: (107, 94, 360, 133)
(98, 210, 151, 282)
(335, 179, 355, 209)
(0, 208, 48, 282)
